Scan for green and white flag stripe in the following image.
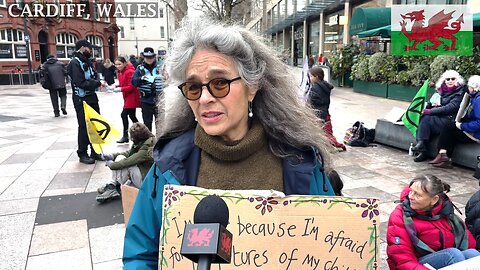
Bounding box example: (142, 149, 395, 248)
(391, 5, 473, 56)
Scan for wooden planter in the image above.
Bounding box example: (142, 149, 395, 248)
(353, 80, 388, 98)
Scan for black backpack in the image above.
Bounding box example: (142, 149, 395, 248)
(39, 66, 51, 89)
(343, 121, 375, 147)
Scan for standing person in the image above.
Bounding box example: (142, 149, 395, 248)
(96, 123, 155, 203)
(465, 190, 480, 250)
(114, 56, 140, 143)
(67, 39, 105, 164)
(129, 55, 138, 69)
(131, 47, 164, 132)
(42, 54, 68, 117)
(411, 70, 465, 162)
(308, 66, 346, 151)
(318, 53, 324, 65)
(102, 58, 116, 88)
(387, 175, 479, 270)
(123, 16, 338, 268)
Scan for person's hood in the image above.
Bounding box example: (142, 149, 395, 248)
(45, 58, 58, 64)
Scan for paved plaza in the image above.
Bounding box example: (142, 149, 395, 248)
(0, 69, 478, 270)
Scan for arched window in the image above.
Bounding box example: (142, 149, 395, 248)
(56, 32, 78, 58)
(86, 35, 103, 59)
(0, 28, 27, 59)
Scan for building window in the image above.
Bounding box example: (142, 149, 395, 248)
(86, 35, 103, 59)
(0, 0, 5, 7)
(159, 8, 164, 18)
(160, 26, 165, 38)
(119, 26, 125, 39)
(130, 18, 135, 30)
(55, 32, 77, 58)
(0, 28, 27, 59)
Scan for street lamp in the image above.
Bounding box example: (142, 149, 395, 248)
(22, 15, 33, 85)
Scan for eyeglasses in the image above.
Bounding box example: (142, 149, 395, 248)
(178, 77, 242, 101)
(445, 77, 457, 81)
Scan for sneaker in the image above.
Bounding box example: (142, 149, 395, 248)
(61, 108, 67, 115)
(79, 156, 95, 164)
(96, 185, 121, 203)
(97, 182, 120, 194)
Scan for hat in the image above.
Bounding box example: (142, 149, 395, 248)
(75, 39, 92, 50)
(143, 47, 155, 57)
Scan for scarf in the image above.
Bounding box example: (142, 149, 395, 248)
(402, 195, 469, 256)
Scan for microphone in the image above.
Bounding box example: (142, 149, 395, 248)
(180, 195, 233, 270)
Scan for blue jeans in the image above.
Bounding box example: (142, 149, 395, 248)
(419, 248, 480, 269)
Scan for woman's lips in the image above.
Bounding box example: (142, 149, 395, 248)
(201, 111, 223, 123)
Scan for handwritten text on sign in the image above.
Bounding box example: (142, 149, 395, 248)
(159, 185, 380, 270)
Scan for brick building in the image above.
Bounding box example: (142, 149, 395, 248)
(0, 0, 119, 84)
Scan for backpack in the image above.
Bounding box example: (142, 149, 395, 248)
(39, 66, 51, 89)
(343, 121, 375, 147)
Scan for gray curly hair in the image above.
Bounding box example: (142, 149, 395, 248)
(156, 16, 333, 168)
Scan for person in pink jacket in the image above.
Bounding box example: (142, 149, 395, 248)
(387, 174, 479, 269)
(114, 56, 140, 143)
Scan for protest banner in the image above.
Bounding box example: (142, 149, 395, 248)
(159, 185, 380, 270)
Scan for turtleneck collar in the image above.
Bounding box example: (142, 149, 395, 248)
(194, 120, 267, 161)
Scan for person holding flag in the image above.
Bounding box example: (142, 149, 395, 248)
(407, 70, 465, 162)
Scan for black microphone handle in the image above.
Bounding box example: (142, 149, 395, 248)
(197, 255, 212, 270)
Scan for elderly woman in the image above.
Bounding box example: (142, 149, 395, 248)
(123, 17, 338, 268)
(412, 70, 465, 162)
(429, 75, 480, 168)
(387, 175, 479, 269)
(96, 122, 155, 203)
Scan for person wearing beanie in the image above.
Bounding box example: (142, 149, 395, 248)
(41, 54, 68, 117)
(410, 70, 465, 162)
(131, 47, 165, 132)
(67, 39, 106, 164)
(430, 75, 480, 168)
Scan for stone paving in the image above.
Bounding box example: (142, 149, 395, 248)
(0, 69, 478, 270)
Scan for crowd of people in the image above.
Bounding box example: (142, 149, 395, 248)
(37, 15, 480, 270)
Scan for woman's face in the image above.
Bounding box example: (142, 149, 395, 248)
(115, 60, 126, 71)
(468, 86, 476, 94)
(185, 48, 256, 142)
(408, 182, 439, 212)
(444, 76, 458, 88)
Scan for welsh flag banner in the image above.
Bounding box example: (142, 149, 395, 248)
(391, 5, 473, 56)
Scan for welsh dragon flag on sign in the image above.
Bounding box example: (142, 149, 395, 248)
(391, 5, 473, 56)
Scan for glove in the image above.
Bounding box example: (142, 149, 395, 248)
(114, 87, 122, 92)
(455, 122, 462, 130)
(422, 109, 431, 115)
(105, 160, 114, 168)
(102, 153, 114, 161)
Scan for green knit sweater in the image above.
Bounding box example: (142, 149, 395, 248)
(195, 122, 283, 191)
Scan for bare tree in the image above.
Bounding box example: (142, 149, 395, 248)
(194, 0, 250, 22)
(160, 0, 188, 29)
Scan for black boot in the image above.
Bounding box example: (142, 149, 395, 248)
(411, 140, 427, 152)
(117, 133, 129, 143)
(414, 152, 428, 162)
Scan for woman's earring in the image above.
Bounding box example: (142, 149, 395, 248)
(248, 101, 253, 118)
(194, 117, 197, 122)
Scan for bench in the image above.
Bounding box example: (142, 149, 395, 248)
(374, 118, 480, 169)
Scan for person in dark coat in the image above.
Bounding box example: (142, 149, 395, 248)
(129, 55, 138, 69)
(411, 70, 466, 162)
(387, 175, 478, 270)
(465, 190, 480, 250)
(307, 66, 346, 151)
(67, 39, 106, 164)
(102, 58, 116, 86)
(430, 75, 480, 168)
(42, 54, 68, 117)
(113, 56, 140, 143)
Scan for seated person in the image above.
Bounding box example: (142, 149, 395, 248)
(387, 174, 479, 270)
(122, 16, 338, 268)
(430, 75, 480, 168)
(465, 190, 480, 250)
(412, 70, 465, 162)
(96, 122, 155, 203)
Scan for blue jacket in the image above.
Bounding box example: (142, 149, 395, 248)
(460, 92, 480, 140)
(123, 129, 335, 269)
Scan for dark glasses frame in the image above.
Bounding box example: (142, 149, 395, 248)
(445, 77, 457, 81)
(178, 77, 242, 101)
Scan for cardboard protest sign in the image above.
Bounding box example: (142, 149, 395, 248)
(159, 185, 380, 270)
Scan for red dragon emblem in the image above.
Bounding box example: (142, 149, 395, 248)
(400, 9, 464, 51)
(220, 232, 232, 254)
(186, 228, 214, 247)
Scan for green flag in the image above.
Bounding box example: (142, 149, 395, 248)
(402, 80, 429, 136)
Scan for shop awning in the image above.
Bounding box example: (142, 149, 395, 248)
(356, 25, 391, 38)
(350, 7, 391, 36)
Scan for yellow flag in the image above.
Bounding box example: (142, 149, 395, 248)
(83, 101, 121, 153)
